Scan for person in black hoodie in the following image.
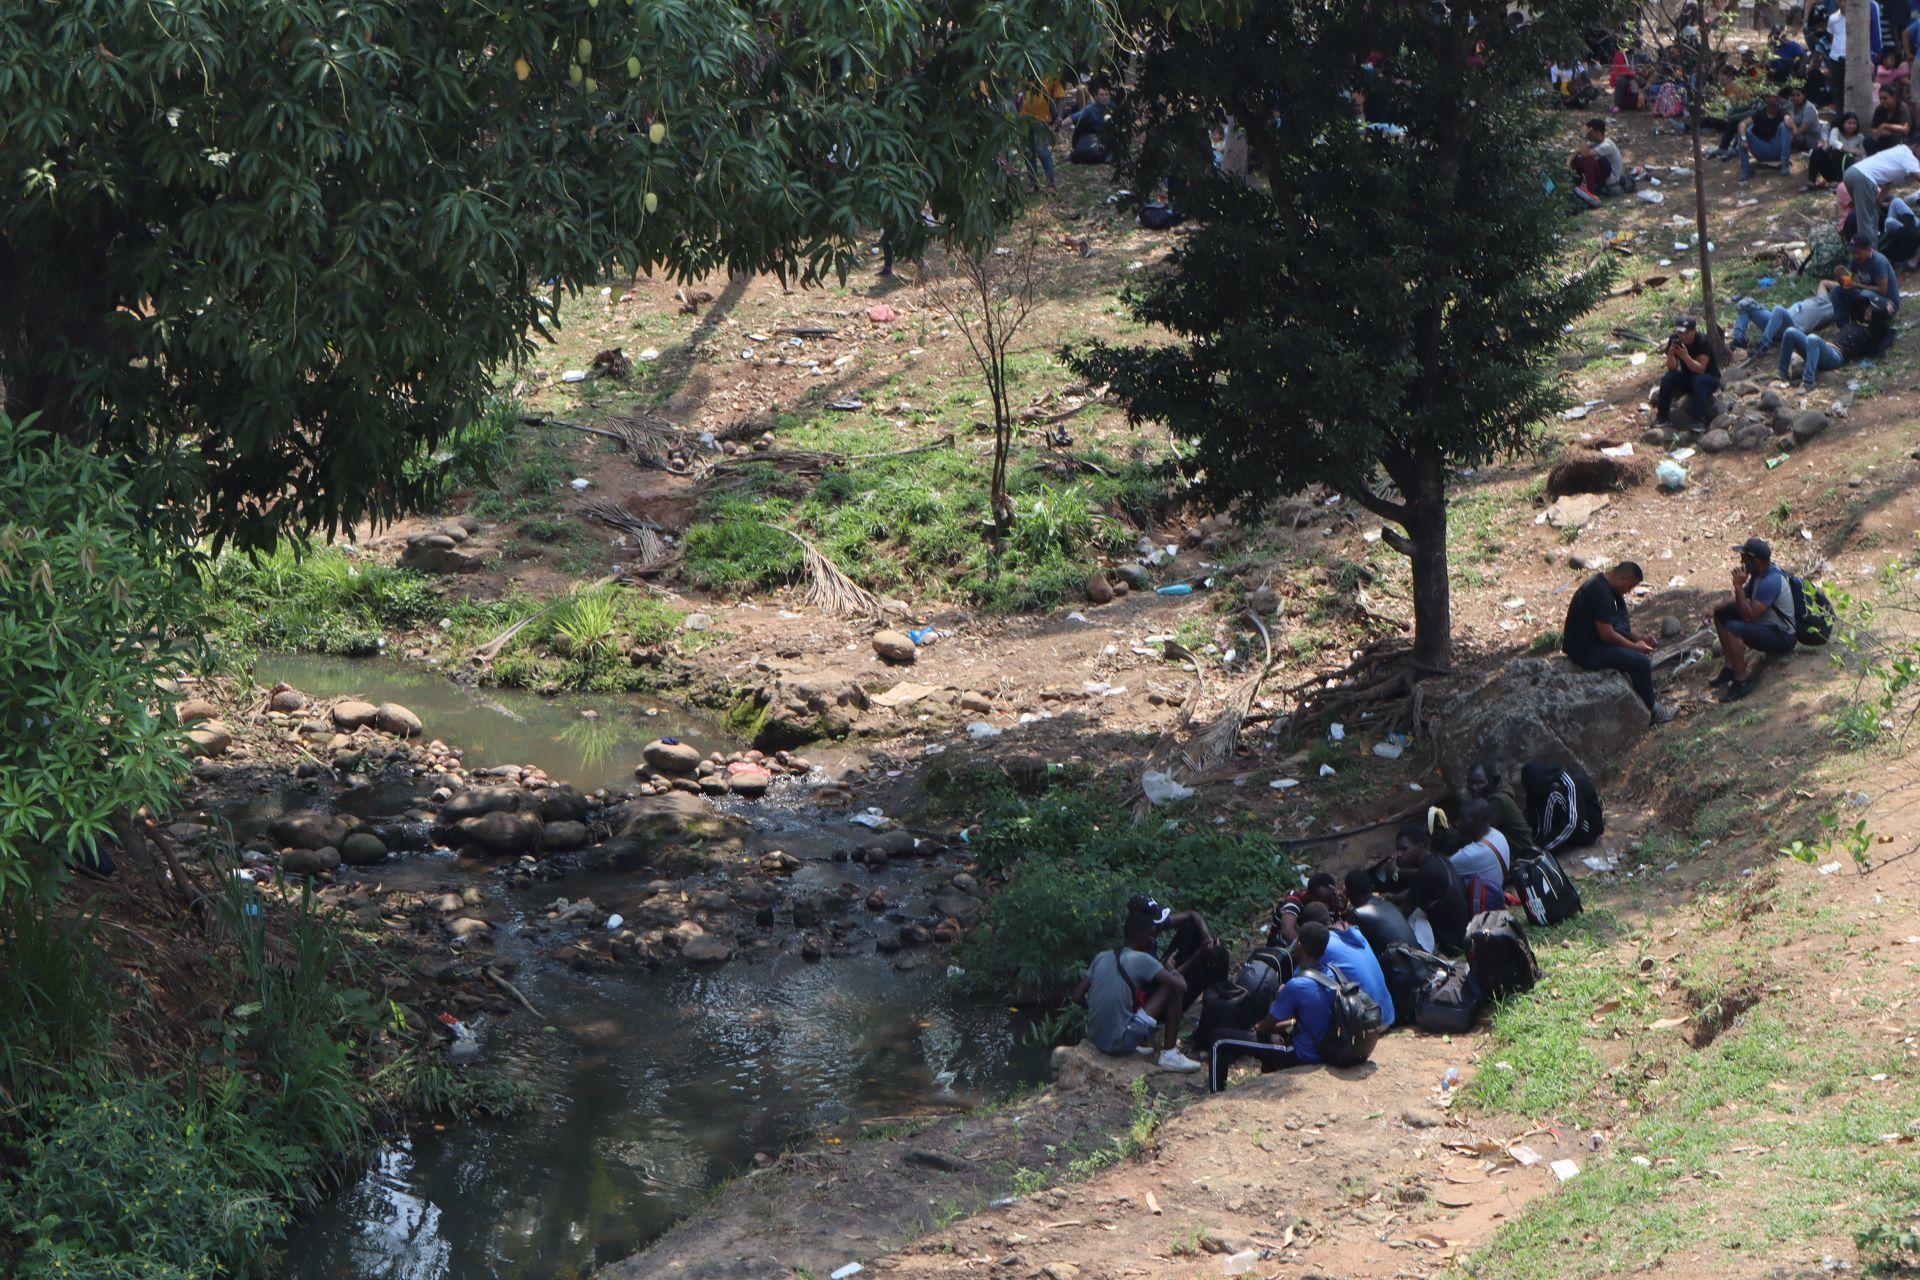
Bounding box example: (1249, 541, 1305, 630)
(1520, 763, 1604, 855)
(1384, 824, 1471, 956)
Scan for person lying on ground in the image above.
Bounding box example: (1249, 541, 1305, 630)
(1520, 762, 1605, 856)
(1705, 536, 1800, 703)
(1129, 892, 1226, 1012)
(1466, 761, 1532, 852)
(1562, 560, 1677, 725)
(1300, 902, 1396, 1027)
(1448, 799, 1513, 914)
(1343, 868, 1417, 955)
(1807, 110, 1867, 188)
(1840, 141, 1920, 239)
(1877, 187, 1920, 264)
(1570, 118, 1627, 198)
(1205, 921, 1340, 1093)
(1071, 908, 1204, 1073)
(1738, 93, 1796, 179)
(1268, 871, 1340, 946)
(1384, 824, 1471, 956)
(1732, 281, 1836, 358)
(1651, 316, 1722, 440)
(1778, 289, 1895, 389)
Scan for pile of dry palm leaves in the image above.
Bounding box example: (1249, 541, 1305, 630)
(578, 498, 679, 577)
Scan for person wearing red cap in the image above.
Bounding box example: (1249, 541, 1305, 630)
(1706, 537, 1798, 702)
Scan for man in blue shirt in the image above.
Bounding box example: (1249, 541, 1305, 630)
(1304, 903, 1397, 1027)
(1707, 537, 1798, 702)
(1205, 922, 1338, 1092)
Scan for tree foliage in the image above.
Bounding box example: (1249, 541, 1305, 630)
(0, 0, 1103, 547)
(1071, 0, 1612, 665)
(0, 414, 189, 900)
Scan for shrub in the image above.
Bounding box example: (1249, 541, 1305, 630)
(201, 542, 441, 656)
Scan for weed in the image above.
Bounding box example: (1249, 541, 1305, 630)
(551, 587, 620, 663)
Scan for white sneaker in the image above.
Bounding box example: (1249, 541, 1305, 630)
(1135, 1045, 1157, 1059)
(1156, 1048, 1203, 1073)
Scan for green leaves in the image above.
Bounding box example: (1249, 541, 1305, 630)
(0, 0, 1101, 548)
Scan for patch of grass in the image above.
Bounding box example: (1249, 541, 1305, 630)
(201, 542, 443, 656)
(469, 418, 575, 523)
(484, 588, 682, 693)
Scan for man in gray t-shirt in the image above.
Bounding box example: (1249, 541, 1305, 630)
(1732, 284, 1835, 357)
(1072, 909, 1203, 1072)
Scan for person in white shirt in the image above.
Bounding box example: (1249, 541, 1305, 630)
(1447, 799, 1512, 914)
(1843, 142, 1920, 239)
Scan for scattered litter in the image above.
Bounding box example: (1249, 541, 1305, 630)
(831, 1265, 865, 1280)
(1502, 597, 1525, 610)
(1818, 861, 1842, 875)
(967, 722, 1002, 741)
(1655, 460, 1688, 490)
(1629, 352, 1648, 365)
(1221, 1251, 1261, 1276)
(1599, 443, 1634, 458)
(605, 914, 624, 931)
(1319, 764, 1337, 777)
(1329, 723, 1346, 741)
(1563, 405, 1588, 420)
(906, 626, 935, 645)
(1631, 1155, 1652, 1167)
(1155, 583, 1194, 596)
(1083, 681, 1128, 697)
(1636, 189, 1665, 204)
(569, 477, 591, 490)
(1550, 1159, 1582, 1182)
(1065, 611, 1090, 623)
(1363, 527, 1384, 543)
(827, 399, 864, 411)
(1765, 454, 1789, 470)
(850, 809, 889, 828)
(946, 965, 966, 979)
(1270, 778, 1300, 790)
(560, 369, 587, 383)
(1582, 855, 1618, 872)
(1142, 770, 1197, 805)
(1373, 741, 1405, 759)
(1509, 1144, 1543, 1167)
(1668, 446, 1695, 461)
(638, 347, 660, 361)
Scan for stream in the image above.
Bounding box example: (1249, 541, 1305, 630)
(246, 655, 1048, 1280)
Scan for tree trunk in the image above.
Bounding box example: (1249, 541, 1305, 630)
(1846, 0, 1876, 114)
(1402, 452, 1452, 672)
(1686, 98, 1731, 364)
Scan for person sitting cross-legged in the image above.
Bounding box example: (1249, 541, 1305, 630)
(1205, 921, 1340, 1093)
(1705, 536, 1799, 702)
(1561, 560, 1676, 725)
(1070, 907, 1205, 1073)
(1777, 291, 1895, 388)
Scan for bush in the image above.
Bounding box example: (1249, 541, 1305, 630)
(0, 415, 190, 900)
(959, 791, 1296, 998)
(201, 542, 441, 655)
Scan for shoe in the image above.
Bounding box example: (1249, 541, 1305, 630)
(1720, 679, 1753, 703)
(1135, 1045, 1157, 1059)
(1709, 666, 1736, 688)
(1652, 702, 1677, 725)
(1156, 1048, 1203, 1073)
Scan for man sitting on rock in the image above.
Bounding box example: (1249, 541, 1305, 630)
(1732, 281, 1835, 361)
(1128, 893, 1227, 1013)
(1204, 920, 1340, 1093)
(1520, 762, 1604, 855)
(1447, 799, 1512, 913)
(1342, 868, 1417, 955)
(1652, 316, 1722, 431)
(1384, 824, 1471, 956)
(1561, 560, 1678, 725)
(1778, 291, 1895, 390)
(1071, 907, 1205, 1073)
(1706, 536, 1799, 702)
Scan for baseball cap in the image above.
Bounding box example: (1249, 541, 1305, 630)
(1734, 536, 1772, 561)
(1126, 894, 1171, 925)
(1851, 233, 1876, 248)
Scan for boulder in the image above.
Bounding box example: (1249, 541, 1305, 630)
(186, 723, 233, 757)
(1050, 1041, 1156, 1093)
(1699, 428, 1734, 454)
(267, 813, 349, 850)
(1545, 446, 1650, 498)
(1085, 572, 1115, 605)
(728, 768, 772, 798)
(872, 630, 918, 664)
(541, 820, 590, 852)
(1114, 563, 1150, 590)
(600, 791, 751, 875)
(1545, 493, 1610, 530)
(681, 934, 736, 964)
(455, 811, 545, 857)
(931, 884, 989, 925)
(861, 830, 919, 859)
(1791, 410, 1829, 442)
(538, 786, 591, 823)
(1659, 615, 1683, 639)
(1759, 389, 1785, 411)
(1640, 426, 1678, 447)
(448, 916, 493, 939)
(398, 541, 483, 574)
(642, 739, 702, 775)
(738, 673, 871, 750)
(332, 699, 380, 730)
(1733, 423, 1771, 451)
(374, 702, 423, 737)
(339, 832, 389, 867)
(959, 691, 993, 714)
(280, 846, 340, 876)
(268, 689, 308, 713)
(440, 786, 522, 823)
(1433, 657, 1646, 792)
(175, 697, 220, 723)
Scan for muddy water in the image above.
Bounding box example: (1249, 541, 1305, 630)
(257, 655, 1047, 1280)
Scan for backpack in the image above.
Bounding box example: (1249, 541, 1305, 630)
(1788, 575, 1835, 646)
(1414, 964, 1484, 1035)
(1511, 851, 1583, 927)
(1301, 969, 1384, 1067)
(1192, 980, 1263, 1053)
(1380, 944, 1454, 1020)
(1464, 910, 1539, 999)
(1232, 949, 1287, 1012)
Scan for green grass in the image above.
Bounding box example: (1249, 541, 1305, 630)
(201, 542, 451, 656)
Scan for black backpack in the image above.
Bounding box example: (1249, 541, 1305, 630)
(1511, 851, 1583, 927)
(1414, 964, 1484, 1035)
(1301, 969, 1383, 1067)
(1788, 575, 1835, 646)
(1464, 910, 1539, 999)
(1190, 947, 1292, 1052)
(1380, 943, 1453, 1020)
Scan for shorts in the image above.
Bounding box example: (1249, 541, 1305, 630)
(1113, 1009, 1158, 1053)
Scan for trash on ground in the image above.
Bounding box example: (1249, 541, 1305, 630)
(1141, 770, 1196, 805)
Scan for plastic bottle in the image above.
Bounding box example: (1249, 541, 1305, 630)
(1443, 1067, 1461, 1089)
(1155, 583, 1194, 596)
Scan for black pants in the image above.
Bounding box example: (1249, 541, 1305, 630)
(1571, 643, 1656, 712)
(1655, 368, 1720, 422)
(1207, 1029, 1303, 1093)
(1809, 145, 1851, 184)
(1166, 921, 1228, 1014)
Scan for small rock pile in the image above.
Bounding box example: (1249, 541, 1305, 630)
(632, 739, 810, 797)
(1643, 379, 1833, 454)
(398, 517, 484, 574)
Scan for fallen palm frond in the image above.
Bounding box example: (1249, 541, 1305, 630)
(579, 499, 679, 576)
(764, 524, 881, 620)
(1130, 611, 1284, 821)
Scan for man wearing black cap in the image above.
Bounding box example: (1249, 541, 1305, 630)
(1128, 893, 1226, 1011)
(1653, 315, 1721, 428)
(1706, 537, 1798, 701)
(1778, 291, 1895, 389)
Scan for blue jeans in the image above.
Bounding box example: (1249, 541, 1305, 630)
(1741, 127, 1791, 178)
(1026, 122, 1055, 187)
(1779, 327, 1844, 387)
(1732, 299, 1795, 352)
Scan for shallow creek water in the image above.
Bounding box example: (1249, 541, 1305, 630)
(248, 655, 1047, 1279)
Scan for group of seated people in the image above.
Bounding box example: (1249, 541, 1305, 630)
(1073, 757, 1601, 1093)
(1560, 537, 1802, 719)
